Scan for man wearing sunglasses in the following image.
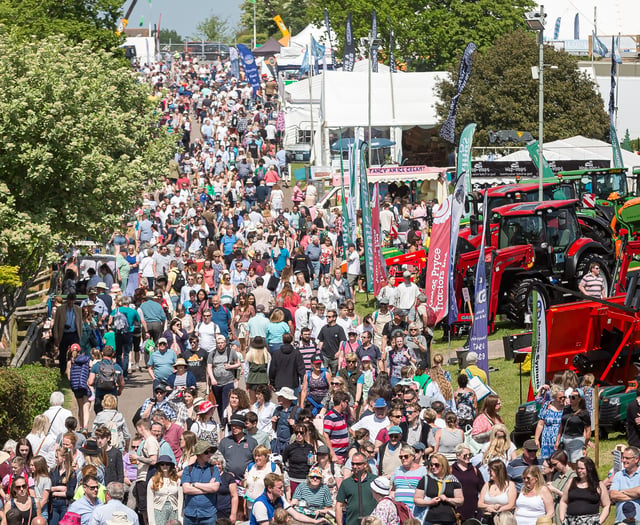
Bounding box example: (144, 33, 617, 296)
(67, 474, 102, 525)
(400, 402, 430, 447)
(336, 453, 377, 525)
(182, 440, 222, 525)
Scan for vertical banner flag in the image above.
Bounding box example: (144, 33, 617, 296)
(299, 47, 309, 76)
(339, 134, 351, 257)
(347, 141, 359, 243)
(530, 290, 547, 394)
(574, 13, 580, 40)
(424, 199, 453, 325)
(440, 42, 477, 143)
(389, 26, 397, 73)
(592, 32, 608, 57)
(553, 17, 561, 40)
(526, 141, 556, 179)
(360, 149, 375, 292)
(447, 173, 468, 326)
(236, 44, 261, 94)
(371, 10, 379, 72)
(457, 123, 476, 199)
(610, 36, 624, 168)
(343, 14, 355, 72)
(469, 191, 490, 379)
(311, 37, 326, 74)
(272, 15, 290, 40)
(613, 35, 623, 64)
(229, 47, 240, 79)
(324, 9, 335, 67)
(371, 183, 387, 295)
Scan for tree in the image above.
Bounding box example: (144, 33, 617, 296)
(305, 0, 535, 71)
(0, 32, 175, 339)
(158, 28, 184, 44)
(0, 0, 123, 50)
(435, 30, 609, 147)
(194, 14, 231, 42)
(621, 129, 633, 152)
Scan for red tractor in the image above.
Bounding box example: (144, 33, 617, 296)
(455, 200, 614, 330)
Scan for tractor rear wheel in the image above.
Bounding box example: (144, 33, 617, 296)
(574, 253, 611, 295)
(506, 277, 548, 326)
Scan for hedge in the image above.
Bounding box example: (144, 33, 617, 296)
(0, 365, 63, 444)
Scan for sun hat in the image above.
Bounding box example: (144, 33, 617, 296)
(373, 398, 388, 409)
(388, 426, 402, 435)
(59, 512, 82, 525)
(79, 440, 100, 456)
(174, 357, 188, 368)
(154, 455, 175, 467)
(228, 414, 246, 428)
(194, 440, 214, 455)
(275, 387, 297, 401)
(308, 466, 323, 478)
(371, 476, 390, 496)
(96, 282, 108, 290)
(196, 400, 216, 414)
(110, 284, 122, 294)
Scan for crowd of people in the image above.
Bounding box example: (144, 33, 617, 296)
(7, 49, 640, 525)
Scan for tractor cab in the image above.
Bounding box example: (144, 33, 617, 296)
(558, 167, 629, 214)
(492, 200, 581, 274)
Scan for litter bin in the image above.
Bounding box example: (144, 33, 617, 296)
(456, 348, 469, 370)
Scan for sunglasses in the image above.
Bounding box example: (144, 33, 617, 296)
(570, 395, 579, 400)
(295, 431, 305, 435)
(430, 463, 441, 468)
(309, 476, 322, 480)
(461, 453, 472, 459)
(14, 484, 27, 490)
(85, 484, 99, 490)
(351, 462, 365, 466)
(399, 455, 412, 459)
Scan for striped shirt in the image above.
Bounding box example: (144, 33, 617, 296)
(292, 482, 333, 510)
(323, 409, 349, 457)
(392, 465, 427, 512)
(579, 272, 604, 298)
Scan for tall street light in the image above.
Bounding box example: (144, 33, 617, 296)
(361, 33, 381, 167)
(525, 5, 546, 201)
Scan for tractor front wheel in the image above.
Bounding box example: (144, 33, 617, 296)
(506, 277, 549, 326)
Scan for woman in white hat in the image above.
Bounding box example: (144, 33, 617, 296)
(147, 455, 183, 525)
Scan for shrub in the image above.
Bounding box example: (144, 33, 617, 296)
(0, 365, 63, 443)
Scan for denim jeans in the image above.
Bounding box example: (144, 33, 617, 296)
(50, 499, 67, 525)
(115, 332, 132, 377)
(184, 515, 217, 525)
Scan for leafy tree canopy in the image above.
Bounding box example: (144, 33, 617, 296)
(0, 31, 174, 324)
(194, 14, 231, 42)
(238, 0, 315, 45)
(0, 0, 123, 50)
(158, 28, 183, 44)
(435, 30, 609, 147)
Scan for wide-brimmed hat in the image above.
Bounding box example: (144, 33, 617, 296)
(275, 387, 296, 401)
(107, 512, 134, 525)
(79, 440, 100, 456)
(194, 440, 215, 455)
(228, 414, 246, 428)
(96, 282, 108, 290)
(110, 284, 122, 293)
(371, 476, 390, 496)
(373, 398, 388, 409)
(174, 358, 188, 368)
(59, 512, 82, 525)
(154, 455, 175, 467)
(196, 400, 216, 414)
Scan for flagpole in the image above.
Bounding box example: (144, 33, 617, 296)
(308, 37, 315, 166)
(592, 7, 597, 62)
(616, 32, 620, 130)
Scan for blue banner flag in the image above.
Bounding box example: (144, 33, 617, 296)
(574, 13, 579, 40)
(469, 191, 490, 380)
(553, 17, 561, 40)
(343, 13, 355, 72)
(359, 147, 374, 292)
(311, 36, 325, 74)
(323, 9, 335, 67)
(592, 32, 608, 57)
(236, 44, 261, 94)
(389, 26, 397, 73)
(613, 35, 622, 64)
(371, 10, 378, 72)
(440, 42, 476, 144)
(299, 47, 310, 76)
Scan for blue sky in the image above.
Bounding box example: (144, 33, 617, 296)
(127, 0, 244, 40)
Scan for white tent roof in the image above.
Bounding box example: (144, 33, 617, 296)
(500, 135, 640, 166)
(288, 23, 335, 51)
(284, 70, 447, 128)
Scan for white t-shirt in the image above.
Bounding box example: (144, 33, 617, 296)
(396, 282, 420, 310)
(347, 250, 360, 275)
(252, 492, 290, 523)
(351, 414, 390, 443)
(198, 321, 221, 352)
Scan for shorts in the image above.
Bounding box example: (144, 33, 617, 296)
(347, 273, 359, 286)
(73, 388, 90, 399)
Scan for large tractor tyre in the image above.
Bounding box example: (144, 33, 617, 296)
(574, 253, 611, 296)
(506, 277, 549, 326)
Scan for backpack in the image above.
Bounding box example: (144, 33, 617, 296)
(104, 413, 123, 450)
(172, 270, 186, 293)
(95, 361, 117, 391)
(455, 391, 476, 428)
(113, 310, 130, 335)
(383, 498, 413, 525)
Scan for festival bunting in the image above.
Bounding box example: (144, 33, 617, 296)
(236, 44, 261, 94)
(469, 191, 490, 380)
(343, 14, 355, 72)
(439, 42, 477, 144)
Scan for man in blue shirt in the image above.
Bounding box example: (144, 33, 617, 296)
(68, 475, 102, 525)
(611, 445, 640, 523)
(87, 482, 138, 525)
(182, 440, 221, 525)
(220, 227, 237, 256)
(148, 338, 177, 391)
(88, 346, 124, 414)
(139, 291, 167, 343)
(209, 296, 234, 338)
